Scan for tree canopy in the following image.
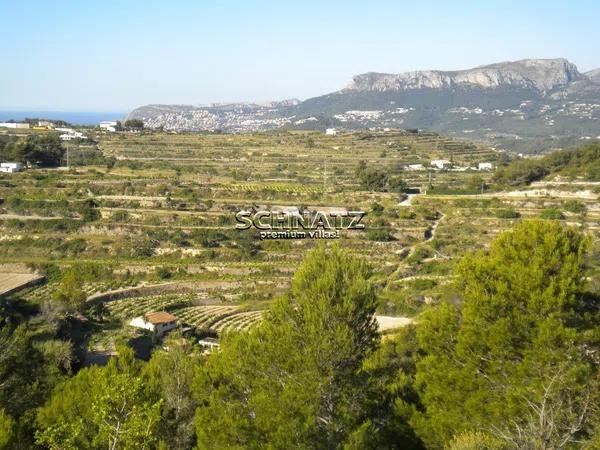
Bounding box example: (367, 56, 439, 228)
(0, 134, 65, 167)
(412, 220, 599, 448)
(194, 245, 382, 449)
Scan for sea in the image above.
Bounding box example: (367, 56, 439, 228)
(0, 111, 126, 126)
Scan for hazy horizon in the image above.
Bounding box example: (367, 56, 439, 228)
(2, 0, 599, 112)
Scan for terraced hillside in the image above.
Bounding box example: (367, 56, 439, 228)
(1, 129, 598, 351)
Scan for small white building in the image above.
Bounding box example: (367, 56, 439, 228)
(59, 130, 86, 141)
(0, 122, 30, 129)
(99, 121, 118, 132)
(325, 128, 337, 136)
(430, 159, 452, 170)
(198, 337, 220, 354)
(0, 162, 23, 173)
(405, 164, 424, 171)
(478, 162, 494, 171)
(129, 311, 178, 337)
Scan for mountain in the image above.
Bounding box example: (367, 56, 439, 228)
(127, 59, 600, 152)
(585, 68, 600, 83)
(343, 58, 582, 92)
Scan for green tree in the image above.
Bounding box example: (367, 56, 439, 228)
(194, 245, 380, 449)
(124, 119, 144, 129)
(355, 326, 424, 449)
(144, 334, 200, 450)
(78, 198, 100, 222)
(36, 346, 163, 450)
(87, 302, 108, 321)
(52, 270, 87, 312)
(16, 133, 65, 167)
(0, 324, 47, 417)
(412, 220, 600, 448)
(0, 409, 14, 450)
(0, 323, 57, 448)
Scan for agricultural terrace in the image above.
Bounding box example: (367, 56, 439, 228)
(1, 129, 598, 355)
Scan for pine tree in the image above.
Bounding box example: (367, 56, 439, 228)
(194, 245, 380, 449)
(412, 220, 600, 448)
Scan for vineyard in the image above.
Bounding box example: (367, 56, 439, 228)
(1, 129, 598, 356)
(104, 293, 409, 335)
(20, 279, 140, 303)
(170, 306, 263, 332)
(0, 271, 43, 297)
(103, 292, 265, 334)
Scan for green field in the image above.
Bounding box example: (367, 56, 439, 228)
(1, 129, 599, 341)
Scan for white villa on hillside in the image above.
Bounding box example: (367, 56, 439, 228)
(478, 162, 494, 171)
(0, 162, 23, 173)
(405, 163, 424, 171)
(99, 121, 118, 132)
(325, 128, 337, 136)
(0, 122, 30, 129)
(129, 311, 178, 336)
(430, 159, 452, 170)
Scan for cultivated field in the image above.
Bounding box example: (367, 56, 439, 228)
(0, 272, 43, 297)
(1, 129, 598, 350)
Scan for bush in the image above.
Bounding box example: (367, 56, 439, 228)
(495, 208, 520, 219)
(370, 202, 384, 216)
(562, 200, 586, 214)
(155, 266, 172, 280)
(366, 229, 395, 242)
(397, 209, 416, 219)
(539, 208, 564, 220)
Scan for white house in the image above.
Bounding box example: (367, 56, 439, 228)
(0, 162, 23, 173)
(55, 127, 74, 134)
(99, 121, 118, 132)
(430, 159, 452, 170)
(325, 128, 337, 136)
(405, 164, 424, 171)
(129, 311, 178, 337)
(478, 162, 494, 171)
(59, 130, 86, 141)
(0, 122, 30, 129)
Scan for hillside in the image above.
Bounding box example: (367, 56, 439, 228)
(493, 142, 600, 185)
(127, 58, 600, 153)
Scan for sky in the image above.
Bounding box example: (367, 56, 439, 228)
(1, 0, 599, 112)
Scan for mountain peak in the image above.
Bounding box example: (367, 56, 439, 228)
(344, 58, 582, 93)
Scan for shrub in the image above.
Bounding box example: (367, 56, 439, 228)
(366, 229, 395, 242)
(495, 208, 520, 219)
(539, 208, 564, 220)
(562, 200, 586, 214)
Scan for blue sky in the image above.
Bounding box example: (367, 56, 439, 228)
(1, 0, 599, 112)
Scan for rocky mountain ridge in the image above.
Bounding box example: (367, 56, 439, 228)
(127, 58, 600, 152)
(344, 58, 583, 93)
